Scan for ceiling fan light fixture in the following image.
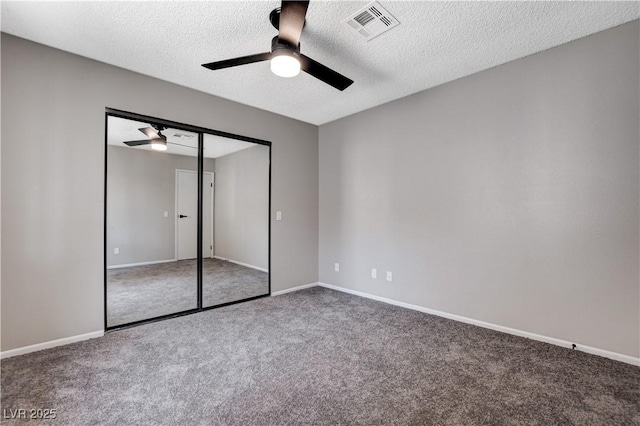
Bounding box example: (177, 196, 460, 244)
(150, 138, 168, 151)
(201, 2, 353, 90)
(271, 49, 300, 78)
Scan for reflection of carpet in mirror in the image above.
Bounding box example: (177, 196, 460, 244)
(107, 258, 268, 327)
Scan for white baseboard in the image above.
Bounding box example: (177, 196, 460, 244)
(1, 331, 104, 359)
(4, 285, 636, 367)
(213, 256, 268, 273)
(107, 258, 177, 270)
(317, 282, 639, 367)
(271, 282, 319, 297)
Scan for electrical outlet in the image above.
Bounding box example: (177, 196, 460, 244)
(276, 211, 282, 221)
(114, 248, 120, 255)
(371, 268, 377, 279)
(386, 271, 393, 282)
(334, 263, 340, 272)
(164, 211, 168, 218)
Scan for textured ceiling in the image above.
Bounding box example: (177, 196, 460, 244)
(2, 1, 638, 125)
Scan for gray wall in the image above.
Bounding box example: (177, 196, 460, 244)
(214, 145, 270, 270)
(1, 33, 319, 351)
(106, 146, 214, 267)
(319, 22, 639, 357)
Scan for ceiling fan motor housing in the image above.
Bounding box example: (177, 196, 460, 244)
(270, 36, 301, 78)
(271, 35, 300, 56)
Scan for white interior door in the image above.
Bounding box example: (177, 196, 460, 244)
(177, 170, 213, 260)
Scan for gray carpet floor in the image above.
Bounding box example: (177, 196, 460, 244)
(2, 287, 638, 425)
(107, 258, 269, 326)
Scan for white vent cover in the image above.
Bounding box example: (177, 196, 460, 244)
(343, 1, 399, 41)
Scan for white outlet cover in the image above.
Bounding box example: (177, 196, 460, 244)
(334, 263, 340, 272)
(371, 268, 377, 279)
(276, 211, 282, 221)
(386, 271, 393, 282)
(114, 248, 119, 255)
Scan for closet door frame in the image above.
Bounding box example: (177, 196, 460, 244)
(104, 107, 272, 332)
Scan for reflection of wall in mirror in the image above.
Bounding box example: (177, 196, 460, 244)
(106, 146, 214, 267)
(214, 145, 269, 271)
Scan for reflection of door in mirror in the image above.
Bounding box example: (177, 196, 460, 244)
(176, 170, 213, 260)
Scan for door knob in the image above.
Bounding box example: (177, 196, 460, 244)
(179, 214, 188, 218)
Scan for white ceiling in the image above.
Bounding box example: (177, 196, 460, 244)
(2, 1, 638, 125)
(107, 116, 255, 158)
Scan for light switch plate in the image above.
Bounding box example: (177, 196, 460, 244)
(334, 263, 340, 272)
(276, 211, 282, 221)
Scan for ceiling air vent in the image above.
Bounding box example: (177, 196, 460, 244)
(343, 1, 399, 41)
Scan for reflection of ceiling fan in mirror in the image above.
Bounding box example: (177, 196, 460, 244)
(122, 124, 197, 152)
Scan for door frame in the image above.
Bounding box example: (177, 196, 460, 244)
(175, 169, 214, 260)
(104, 107, 271, 332)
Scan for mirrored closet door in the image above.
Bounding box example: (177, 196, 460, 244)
(202, 134, 270, 308)
(105, 109, 270, 330)
(105, 115, 199, 327)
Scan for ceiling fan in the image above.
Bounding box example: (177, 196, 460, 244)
(122, 124, 196, 151)
(201, 1, 354, 91)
